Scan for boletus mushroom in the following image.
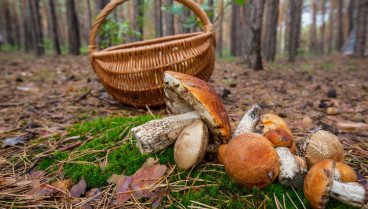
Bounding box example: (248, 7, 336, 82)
(304, 159, 367, 209)
(304, 130, 344, 168)
(131, 71, 231, 156)
(261, 114, 306, 189)
(223, 133, 279, 189)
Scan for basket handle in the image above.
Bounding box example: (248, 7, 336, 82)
(88, 0, 213, 53)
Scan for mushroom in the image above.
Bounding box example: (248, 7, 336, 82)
(174, 119, 209, 170)
(304, 130, 344, 168)
(264, 128, 307, 189)
(223, 133, 279, 189)
(334, 162, 358, 182)
(261, 115, 306, 189)
(304, 159, 367, 209)
(218, 105, 261, 164)
(131, 71, 231, 155)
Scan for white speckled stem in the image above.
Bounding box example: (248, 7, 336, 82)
(330, 181, 367, 208)
(131, 111, 201, 155)
(276, 147, 307, 189)
(231, 105, 261, 140)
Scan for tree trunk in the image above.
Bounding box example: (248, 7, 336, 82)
(133, 0, 144, 40)
(11, 1, 21, 49)
(288, 0, 302, 62)
(20, 0, 31, 51)
(243, 0, 254, 65)
(230, 1, 240, 56)
(154, 0, 163, 37)
(348, 0, 355, 35)
(310, 0, 318, 53)
(66, 0, 80, 55)
(319, 0, 327, 54)
(284, 0, 290, 52)
(327, 0, 334, 54)
(183, 8, 191, 34)
(48, 0, 61, 55)
(30, 0, 44, 56)
(296, 0, 303, 51)
(263, 0, 279, 62)
(208, 0, 214, 23)
(4, 0, 15, 46)
(336, 0, 344, 51)
(165, 0, 174, 36)
(216, 0, 224, 57)
(355, 0, 367, 56)
(85, 0, 92, 43)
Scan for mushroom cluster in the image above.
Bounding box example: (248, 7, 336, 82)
(131, 71, 231, 170)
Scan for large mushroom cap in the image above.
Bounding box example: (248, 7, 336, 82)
(174, 119, 209, 170)
(305, 130, 344, 167)
(335, 162, 358, 182)
(223, 133, 279, 189)
(304, 159, 335, 209)
(264, 128, 296, 154)
(164, 71, 231, 143)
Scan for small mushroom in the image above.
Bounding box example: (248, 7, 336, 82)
(131, 71, 231, 155)
(217, 144, 227, 164)
(260, 113, 293, 137)
(334, 162, 358, 182)
(264, 129, 307, 189)
(223, 133, 279, 189)
(174, 119, 209, 170)
(304, 159, 367, 209)
(304, 130, 344, 167)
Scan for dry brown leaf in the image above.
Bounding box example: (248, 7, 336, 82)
(327, 116, 368, 132)
(70, 178, 87, 197)
(116, 176, 133, 204)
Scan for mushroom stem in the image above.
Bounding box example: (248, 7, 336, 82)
(131, 111, 201, 155)
(231, 105, 261, 140)
(329, 181, 367, 208)
(276, 147, 307, 189)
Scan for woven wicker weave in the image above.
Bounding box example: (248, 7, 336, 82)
(88, 0, 215, 107)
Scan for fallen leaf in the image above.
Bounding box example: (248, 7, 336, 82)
(2, 136, 26, 147)
(107, 174, 127, 185)
(85, 188, 102, 202)
(29, 170, 46, 179)
(26, 180, 72, 198)
(116, 176, 133, 204)
(70, 178, 87, 197)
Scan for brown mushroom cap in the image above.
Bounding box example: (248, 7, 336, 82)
(304, 159, 335, 209)
(174, 119, 209, 170)
(164, 71, 231, 143)
(294, 155, 308, 169)
(260, 114, 293, 137)
(335, 162, 358, 182)
(264, 128, 296, 154)
(217, 144, 227, 164)
(305, 130, 344, 168)
(223, 133, 279, 189)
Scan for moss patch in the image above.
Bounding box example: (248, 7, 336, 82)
(36, 116, 353, 208)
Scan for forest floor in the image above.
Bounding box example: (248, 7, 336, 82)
(0, 51, 368, 208)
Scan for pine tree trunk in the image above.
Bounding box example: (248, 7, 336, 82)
(165, 0, 174, 36)
(336, 0, 344, 51)
(348, 0, 355, 35)
(133, 0, 144, 40)
(319, 0, 326, 54)
(310, 0, 317, 53)
(284, 0, 289, 53)
(288, 0, 302, 62)
(154, 0, 163, 37)
(327, 0, 334, 54)
(30, 0, 44, 56)
(85, 0, 92, 43)
(230, 1, 240, 56)
(243, 0, 254, 65)
(296, 0, 303, 51)
(216, 0, 224, 57)
(48, 0, 61, 55)
(66, 0, 80, 55)
(20, 0, 31, 52)
(263, 0, 279, 62)
(4, 0, 15, 46)
(11, 1, 21, 49)
(355, 0, 367, 56)
(251, 0, 265, 70)
(208, 0, 214, 23)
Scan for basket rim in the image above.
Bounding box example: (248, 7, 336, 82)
(90, 32, 214, 58)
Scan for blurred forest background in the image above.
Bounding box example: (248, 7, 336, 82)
(0, 0, 367, 69)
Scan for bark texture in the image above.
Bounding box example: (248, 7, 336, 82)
(48, 0, 61, 55)
(154, 0, 163, 37)
(165, 0, 175, 36)
(355, 0, 368, 56)
(263, 0, 279, 62)
(288, 0, 303, 62)
(319, 0, 327, 54)
(230, 2, 241, 56)
(310, 0, 318, 53)
(30, 0, 44, 56)
(327, 0, 334, 53)
(336, 0, 344, 51)
(250, 0, 265, 70)
(216, 0, 224, 57)
(133, 0, 144, 40)
(66, 0, 80, 55)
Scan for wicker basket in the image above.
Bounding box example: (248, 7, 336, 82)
(88, 0, 215, 107)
